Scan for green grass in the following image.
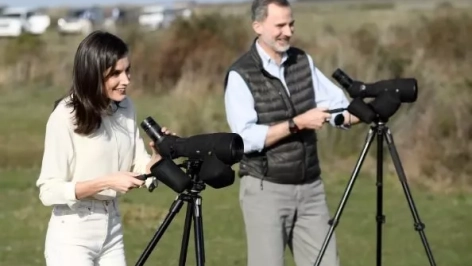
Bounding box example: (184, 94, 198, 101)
(0, 83, 471, 265)
(1, 167, 470, 265)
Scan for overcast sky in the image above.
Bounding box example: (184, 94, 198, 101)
(0, 0, 245, 8)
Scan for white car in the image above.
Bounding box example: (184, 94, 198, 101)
(138, 5, 193, 31)
(57, 8, 104, 35)
(0, 7, 50, 37)
(138, 5, 165, 31)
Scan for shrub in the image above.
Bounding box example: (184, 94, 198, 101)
(129, 13, 251, 93)
(0, 34, 47, 84)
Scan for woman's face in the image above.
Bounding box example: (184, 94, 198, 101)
(104, 56, 131, 102)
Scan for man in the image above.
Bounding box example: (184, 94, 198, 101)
(223, 0, 360, 265)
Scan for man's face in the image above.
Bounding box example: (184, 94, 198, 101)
(253, 3, 294, 53)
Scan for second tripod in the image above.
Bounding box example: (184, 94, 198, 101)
(136, 160, 206, 266)
(314, 121, 437, 266)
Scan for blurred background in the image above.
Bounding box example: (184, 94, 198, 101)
(0, 0, 471, 265)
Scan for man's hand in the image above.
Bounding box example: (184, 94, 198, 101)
(294, 107, 331, 130)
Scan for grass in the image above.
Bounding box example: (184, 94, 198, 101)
(1, 86, 471, 265)
(1, 167, 471, 265)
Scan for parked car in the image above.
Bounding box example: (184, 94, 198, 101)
(138, 5, 192, 31)
(0, 7, 51, 37)
(138, 5, 165, 31)
(57, 7, 105, 35)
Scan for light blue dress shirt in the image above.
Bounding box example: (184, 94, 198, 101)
(224, 41, 350, 154)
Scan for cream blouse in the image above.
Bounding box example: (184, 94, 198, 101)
(36, 95, 151, 209)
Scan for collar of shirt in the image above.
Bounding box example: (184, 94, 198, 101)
(255, 39, 289, 69)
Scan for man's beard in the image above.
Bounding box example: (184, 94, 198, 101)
(272, 38, 290, 53)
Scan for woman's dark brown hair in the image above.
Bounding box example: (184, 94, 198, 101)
(66, 30, 129, 135)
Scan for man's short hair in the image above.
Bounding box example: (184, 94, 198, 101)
(251, 0, 291, 22)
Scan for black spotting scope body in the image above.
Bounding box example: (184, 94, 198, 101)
(332, 68, 418, 103)
(331, 68, 414, 124)
(140, 117, 244, 165)
(139, 116, 244, 193)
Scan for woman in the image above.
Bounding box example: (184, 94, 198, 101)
(36, 30, 170, 265)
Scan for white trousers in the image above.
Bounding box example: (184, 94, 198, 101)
(44, 199, 126, 266)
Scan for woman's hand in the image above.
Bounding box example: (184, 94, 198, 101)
(145, 126, 177, 174)
(105, 171, 144, 193)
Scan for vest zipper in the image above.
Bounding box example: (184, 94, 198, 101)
(273, 73, 307, 183)
(263, 69, 308, 183)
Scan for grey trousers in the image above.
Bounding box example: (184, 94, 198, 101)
(239, 175, 340, 266)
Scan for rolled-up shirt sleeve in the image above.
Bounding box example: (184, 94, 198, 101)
(307, 55, 351, 129)
(129, 100, 151, 174)
(36, 109, 78, 208)
(131, 125, 151, 174)
(224, 70, 269, 154)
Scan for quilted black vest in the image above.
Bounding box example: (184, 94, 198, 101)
(224, 40, 321, 184)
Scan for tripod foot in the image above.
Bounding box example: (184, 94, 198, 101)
(384, 127, 437, 266)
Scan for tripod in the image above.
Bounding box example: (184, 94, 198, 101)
(136, 160, 206, 266)
(314, 120, 437, 266)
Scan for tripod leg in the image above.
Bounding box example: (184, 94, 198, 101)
(193, 196, 205, 266)
(136, 196, 185, 266)
(383, 128, 437, 266)
(179, 197, 194, 266)
(376, 125, 385, 266)
(314, 127, 376, 266)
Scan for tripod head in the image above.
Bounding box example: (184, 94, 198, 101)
(177, 159, 207, 194)
(136, 159, 207, 193)
(143, 149, 238, 195)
